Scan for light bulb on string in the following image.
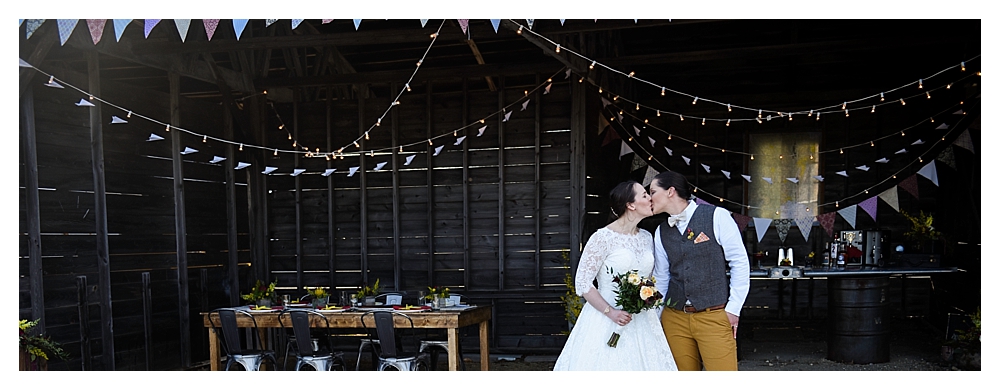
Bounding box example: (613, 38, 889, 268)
(779, 154, 783, 159)
(619, 110, 623, 115)
(880, 92, 885, 102)
(756, 117, 762, 124)
(661, 87, 665, 96)
(406, 83, 411, 92)
(840, 149, 843, 154)
(667, 134, 672, 140)
(555, 44, 561, 53)
(453, 130, 457, 137)
(701, 118, 705, 125)
(127, 111, 132, 118)
(393, 101, 400, 105)
(579, 77, 584, 83)
(648, 155, 652, 161)
(416, 60, 422, 67)
(203, 135, 207, 143)
(165, 124, 170, 132)
(871, 105, 876, 113)
(598, 87, 602, 93)
(750, 155, 754, 160)
(841, 102, 846, 110)
(628, 137, 633, 141)
(428, 139, 433, 146)
(278, 124, 284, 130)
(930, 117, 935, 123)
(808, 110, 813, 117)
(947, 83, 952, 89)
(727, 104, 732, 112)
(288, 134, 293, 140)
(870, 141, 874, 147)
(354, 141, 360, 148)
(918, 79, 923, 89)
(865, 190, 868, 194)
(365, 132, 370, 140)
(900, 98, 906, 106)
(726, 119, 731, 126)
(656, 110, 661, 117)
(926, 91, 931, 99)
(589, 61, 596, 70)
(480, 119, 485, 124)
(613, 96, 618, 101)
(901, 131, 905, 136)
(370, 150, 375, 157)
(758, 109, 762, 118)
(816, 112, 821, 120)
(292, 141, 297, 147)
(692, 97, 698, 105)
(636, 103, 640, 111)
(274, 149, 278, 156)
(722, 149, 725, 153)
(517, 26, 522, 34)
(961, 61, 966, 71)
(845, 109, 849, 117)
(836, 201, 839, 207)
(694, 143, 698, 148)
(644, 119, 649, 124)
(239, 144, 243, 151)
(325, 154, 331, 161)
(788, 113, 793, 121)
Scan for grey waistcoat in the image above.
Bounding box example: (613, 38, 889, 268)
(661, 204, 729, 311)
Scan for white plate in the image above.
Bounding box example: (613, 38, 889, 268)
(393, 308, 431, 313)
(355, 307, 393, 312)
(248, 309, 278, 313)
(317, 309, 348, 313)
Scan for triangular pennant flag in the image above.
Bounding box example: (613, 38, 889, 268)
(681, 156, 691, 165)
(353, 19, 362, 30)
(664, 147, 673, 156)
(57, 19, 79, 46)
(203, 19, 219, 41)
(560, 19, 566, 26)
(935, 123, 949, 130)
(174, 19, 191, 42)
(526, 19, 534, 29)
(433, 145, 444, 156)
(348, 166, 359, 176)
(235, 162, 250, 170)
(233, 19, 248, 40)
(265, 19, 278, 27)
(25, 19, 44, 40)
(86, 19, 106, 44)
(20, 19, 23, 26)
(209, 156, 226, 164)
(856, 165, 870, 172)
(458, 19, 469, 34)
(521, 99, 530, 111)
(291, 168, 306, 176)
(620, 141, 633, 160)
(720, 170, 731, 179)
(75, 99, 95, 107)
(786, 177, 799, 184)
(895, 148, 908, 154)
(404, 155, 416, 166)
(601, 127, 619, 146)
(19, 58, 31, 67)
(322, 168, 336, 177)
(836, 171, 848, 177)
(741, 175, 751, 183)
(937, 146, 957, 170)
(421, 19, 429, 28)
(454, 136, 466, 145)
(953, 109, 965, 115)
(878, 186, 900, 211)
(817, 212, 836, 238)
(838, 205, 858, 229)
(773, 219, 794, 243)
(917, 161, 938, 186)
(322, 19, 333, 24)
(563, 69, 571, 80)
(477, 125, 487, 137)
(503, 111, 512, 122)
(648, 136, 656, 147)
(147, 133, 164, 142)
(262, 166, 277, 175)
(617, 112, 623, 122)
(144, 19, 160, 38)
(489, 19, 500, 32)
(859, 196, 878, 221)
(642, 166, 658, 187)
(701, 164, 711, 173)
(899, 174, 919, 199)
(545, 83, 553, 94)
(875, 158, 889, 163)
(753, 218, 772, 243)
(731, 213, 752, 233)
(374, 162, 387, 171)
(110, 116, 127, 124)
(762, 177, 773, 184)
(292, 19, 303, 29)
(631, 155, 646, 172)
(181, 147, 198, 155)
(911, 139, 924, 145)
(633, 125, 641, 136)
(601, 97, 611, 107)
(694, 197, 711, 206)
(813, 175, 824, 182)
(953, 130, 975, 153)
(794, 214, 815, 242)
(111, 19, 132, 42)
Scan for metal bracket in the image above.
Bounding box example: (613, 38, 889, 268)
(768, 266, 804, 278)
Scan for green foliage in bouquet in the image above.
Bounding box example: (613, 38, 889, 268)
(20, 319, 69, 362)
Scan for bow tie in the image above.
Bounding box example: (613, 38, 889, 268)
(667, 214, 686, 227)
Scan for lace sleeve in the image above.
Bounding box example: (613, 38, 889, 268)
(575, 229, 609, 296)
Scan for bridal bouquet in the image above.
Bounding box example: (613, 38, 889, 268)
(606, 268, 664, 348)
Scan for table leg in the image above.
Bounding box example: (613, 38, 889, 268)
(209, 328, 219, 371)
(479, 320, 489, 371)
(447, 328, 459, 371)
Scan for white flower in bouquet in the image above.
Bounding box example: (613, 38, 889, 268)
(640, 285, 656, 300)
(627, 273, 642, 285)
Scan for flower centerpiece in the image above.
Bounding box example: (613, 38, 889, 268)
(308, 287, 330, 308)
(241, 280, 277, 307)
(356, 279, 381, 306)
(19, 319, 68, 371)
(425, 286, 451, 307)
(606, 268, 664, 348)
(901, 210, 943, 253)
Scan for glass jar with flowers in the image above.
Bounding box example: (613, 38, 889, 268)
(308, 287, 330, 308)
(424, 286, 451, 308)
(19, 319, 68, 371)
(241, 280, 277, 307)
(356, 279, 381, 306)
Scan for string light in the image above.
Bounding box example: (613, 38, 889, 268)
(648, 155, 652, 161)
(841, 102, 846, 110)
(399, 146, 403, 153)
(406, 83, 411, 92)
(816, 112, 821, 120)
(598, 87, 602, 93)
(758, 109, 762, 118)
(961, 61, 966, 71)
(454, 130, 457, 137)
(900, 98, 906, 106)
(727, 104, 732, 112)
(661, 87, 665, 96)
(840, 149, 844, 154)
(274, 149, 278, 156)
(579, 77, 584, 83)
(326, 154, 331, 161)
(871, 105, 876, 113)
(845, 109, 849, 117)
(919, 157, 923, 163)
(901, 131, 905, 136)
(127, 111, 132, 118)
(430, 33, 437, 39)
(416, 60, 422, 67)
(365, 132, 370, 140)
(644, 119, 649, 124)
(292, 141, 297, 147)
(947, 83, 952, 89)
(701, 118, 705, 125)
(656, 110, 661, 117)
(288, 134, 293, 140)
(354, 141, 360, 148)
(918, 79, 923, 89)
(635, 103, 640, 111)
(589, 61, 595, 70)
(692, 97, 698, 105)
(880, 92, 885, 102)
(165, 125, 170, 132)
(808, 110, 813, 117)
(726, 119, 731, 126)
(239, 144, 243, 151)
(613, 95, 618, 101)
(788, 113, 793, 121)
(836, 201, 839, 208)
(779, 154, 783, 159)
(428, 139, 433, 146)
(750, 155, 754, 160)
(756, 117, 762, 124)
(628, 71, 635, 78)
(278, 124, 284, 130)
(930, 117, 934, 123)
(371, 150, 375, 157)
(480, 119, 485, 124)
(667, 134, 672, 140)
(694, 143, 698, 148)
(870, 141, 874, 147)
(203, 135, 207, 143)
(926, 91, 931, 99)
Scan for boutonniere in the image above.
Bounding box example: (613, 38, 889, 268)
(686, 228, 695, 240)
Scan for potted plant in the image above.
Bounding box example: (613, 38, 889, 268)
(901, 210, 943, 254)
(241, 280, 277, 307)
(308, 287, 330, 308)
(425, 286, 451, 308)
(558, 250, 583, 333)
(356, 279, 380, 306)
(19, 319, 68, 371)
(943, 306, 981, 370)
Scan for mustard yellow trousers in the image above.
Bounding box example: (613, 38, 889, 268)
(660, 307, 738, 371)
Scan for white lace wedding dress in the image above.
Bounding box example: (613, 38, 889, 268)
(554, 227, 678, 371)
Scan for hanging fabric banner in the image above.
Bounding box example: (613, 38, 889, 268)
(694, 197, 711, 206)
(917, 161, 939, 186)
(794, 214, 814, 242)
(620, 140, 633, 160)
(292, 19, 303, 29)
(731, 213, 752, 233)
(57, 19, 79, 46)
(879, 186, 900, 212)
(631, 154, 646, 172)
(952, 129, 976, 153)
(458, 19, 469, 34)
(816, 212, 836, 238)
(753, 218, 772, 243)
(491, 19, 500, 33)
(773, 219, 794, 243)
(26, 19, 45, 39)
(86, 19, 106, 44)
(642, 166, 659, 187)
(144, 19, 161, 38)
(838, 205, 858, 229)
(233, 19, 249, 40)
(898, 174, 919, 199)
(937, 146, 957, 170)
(174, 19, 191, 42)
(859, 196, 878, 222)
(113, 19, 131, 42)
(203, 19, 220, 41)
(266, 19, 278, 27)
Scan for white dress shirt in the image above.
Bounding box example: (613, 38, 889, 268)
(652, 200, 750, 316)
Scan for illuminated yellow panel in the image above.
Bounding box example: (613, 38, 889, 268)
(748, 133, 820, 219)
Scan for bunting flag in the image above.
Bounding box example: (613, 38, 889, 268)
(458, 19, 469, 34)
(233, 19, 249, 40)
(454, 136, 466, 145)
(112, 19, 132, 42)
(601, 97, 611, 107)
(521, 99, 530, 111)
(144, 19, 160, 38)
(291, 168, 306, 176)
(42, 76, 62, 88)
(526, 19, 534, 29)
(560, 19, 566, 26)
(911, 139, 924, 145)
(741, 175, 751, 182)
(953, 109, 965, 115)
(20, 19, 23, 26)
(181, 147, 198, 155)
(875, 158, 889, 163)
(322, 19, 334, 24)
(292, 19, 303, 29)
(266, 19, 278, 27)
(491, 19, 500, 33)
(602, 126, 620, 146)
(633, 125, 641, 136)
(209, 156, 226, 164)
(721, 170, 731, 179)
(434, 145, 444, 156)
(898, 174, 920, 199)
(952, 129, 976, 153)
(895, 148, 908, 154)
(681, 156, 690, 165)
(786, 177, 799, 184)
(348, 166, 359, 176)
(374, 162, 387, 171)
(404, 155, 416, 165)
(813, 175, 824, 182)
(262, 166, 278, 175)
(838, 205, 858, 229)
(503, 111, 512, 122)
(664, 147, 673, 156)
(545, 83, 553, 94)
(563, 69, 570, 80)
(25, 19, 44, 39)
(753, 217, 772, 243)
(917, 161, 939, 186)
(694, 197, 711, 206)
(937, 145, 957, 170)
(762, 177, 773, 184)
(935, 123, 949, 130)
(856, 165, 870, 172)
(86, 19, 106, 44)
(421, 19, 428, 28)
(836, 171, 848, 177)
(773, 219, 794, 243)
(878, 186, 900, 212)
(619, 140, 633, 160)
(110, 116, 127, 124)
(641, 166, 658, 187)
(477, 125, 487, 137)
(147, 133, 164, 142)
(731, 213, 752, 233)
(817, 212, 836, 238)
(235, 162, 251, 170)
(794, 213, 815, 242)
(174, 19, 191, 42)
(57, 19, 79, 45)
(598, 114, 608, 135)
(353, 19, 362, 30)
(322, 168, 336, 176)
(648, 136, 656, 147)
(75, 99, 95, 107)
(701, 164, 711, 173)
(631, 154, 646, 172)
(203, 19, 219, 41)
(859, 196, 878, 222)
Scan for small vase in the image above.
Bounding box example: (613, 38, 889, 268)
(256, 298, 272, 307)
(312, 297, 328, 309)
(435, 297, 447, 308)
(365, 296, 376, 306)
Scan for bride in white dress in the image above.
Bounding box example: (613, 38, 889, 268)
(554, 181, 678, 371)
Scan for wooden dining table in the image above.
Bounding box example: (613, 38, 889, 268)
(201, 305, 492, 371)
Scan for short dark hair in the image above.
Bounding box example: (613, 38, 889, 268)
(608, 180, 640, 219)
(652, 171, 691, 200)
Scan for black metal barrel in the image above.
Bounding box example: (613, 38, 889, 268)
(826, 276, 890, 364)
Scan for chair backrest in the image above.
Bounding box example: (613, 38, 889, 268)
(278, 309, 330, 357)
(361, 311, 413, 359)
(208, 308, 258, 356)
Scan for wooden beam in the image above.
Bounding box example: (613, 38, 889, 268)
(326, 88, 337, 291)
(298, 20, 372, 98)
(359, 92, 369, 285)
(256, 62, 561, 88)
(534, 74, 542, 290)
(426, 82, 435, 286)
(569, 72, 586, 274)
(169, 72, 191, 369)
(462, 79, 471, 289)
(497, 76, 506, 290)
(76, 276, 91, 371)
(20, 86, 44, 330)
(294, 101, 303, 291)
(391, 82, 401, 291)
(464, 39, 496, 92)
(223, 105, 240, 307)
(500, 20, 589, 75)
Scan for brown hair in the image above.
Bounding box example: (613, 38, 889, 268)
(652, 171, 691, 200)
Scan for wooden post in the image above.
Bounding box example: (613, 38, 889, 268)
(497, 76, 506, 290)
(76, 276, 91, 371)
(358, 86, 369, 285)
(534, 74, 542, 289)
(425, 82, 435, 286)
(87, 51, 115, 370)
(391, 83, 402, 290)
(223, 103, 239, 307)
(169, 72, 191, 368)
(142, 272, 153, 370)
(20, 86, 44, 329)
(461, 79, 471, 289)
(294, 100, 303, 291)
(568, 76, 587, 270)
(326, 87, 337, 290)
